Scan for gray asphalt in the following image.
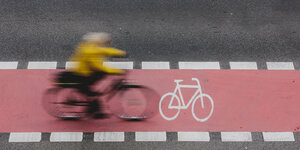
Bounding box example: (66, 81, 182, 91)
(0, 0, 299, 62)
(1, 0, 300, 149)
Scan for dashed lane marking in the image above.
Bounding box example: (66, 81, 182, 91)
(263, 132, 295, 142)
(229, 62, 258, 70)
(103, 62, 133, 69)
(9, 132, 41, 142)
(266, 62, 294, 70)
(221, 132, 252, 142)
(177, 132, 210, 142)
(141, 61, 170, 69)
(178, 62, 220, 69)
(94, 132, 124, 142)
(4, 132, 300, 142)
(65, 61, 78, 69)
(135, 132, 167, 141)
(27, 61, 57, 69)
(50, 132, 83, 142)
(0, 61, 18, 69)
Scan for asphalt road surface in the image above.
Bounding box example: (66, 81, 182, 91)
(0, 0, 299, 63)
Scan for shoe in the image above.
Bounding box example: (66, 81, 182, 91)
(86, 100, 100, 114)
(92, 113, 110, 119)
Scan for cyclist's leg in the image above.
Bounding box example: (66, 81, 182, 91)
(87, 71, 109, 119)
(84, 71, 107, 96)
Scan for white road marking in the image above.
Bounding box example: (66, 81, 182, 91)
(28, 61, 57, 69)
(266, 62, 294, 70)
(135, 132, 166, 141)
(263, 132, 295, 142)
(0, 61, 18, 69)
(221, 132, 252, 142)
(178, 132, 210, 141)
(103, 62, 133, 69)
(178, 62, 220, 69)
(9, 132, 41, 142)
(50, 132, 83, 142)
(141, 61, 170, 69)
(65, 61, 78, 69)
(229, 62, 258, 70)
(94, 132, 124, 142)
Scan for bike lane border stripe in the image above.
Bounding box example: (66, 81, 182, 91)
(65, 61, 78, 69)
(229, 62, 258, 70)
(178, 62, 220, 69)
(27, 61, 57, 69)
(3, 132, 300, 142)
(103, 62, 133, 69)
(94, 132, 125, 142)
(263, 132, 295, 142)
(221, 132, 252, 142)
(0, 61, 18, 69)
(266, 62, 294, 70)
(9, 132, 41, 142)
(177, 132, 210, 141)
(141, 61, 170, 69)
(135, 132, 166, 141)
(50, 132, 83, 142)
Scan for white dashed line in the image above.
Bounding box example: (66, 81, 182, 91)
(103, 62, 133, 69)
(229, 62, 258, 70)
(0, 61, 18, 69)
(50, 132, 83, 142)
(263, 132, 295, 142)
(27, 61, 57, 69)
(94, 132, 124, 142)
(221, 132, 252, 142)
(9, 132, 41, 142)
(65, 61, 78, 69)
(142, 61, 170, 69)
(178, 62, 220, 69)
(266, 62, 294, 70)
(135, 132, 166, 141)
(178, 132, 210, 141)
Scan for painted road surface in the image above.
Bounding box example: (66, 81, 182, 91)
(0, 69, 300, 132)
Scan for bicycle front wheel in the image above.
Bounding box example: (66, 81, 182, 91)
(109, 84, 160, 120)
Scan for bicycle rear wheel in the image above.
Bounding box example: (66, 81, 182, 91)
(42, 88, 90, 119)
(109, 84, 160, 120)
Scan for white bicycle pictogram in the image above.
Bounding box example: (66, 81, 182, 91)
(159, 78, 214, 122)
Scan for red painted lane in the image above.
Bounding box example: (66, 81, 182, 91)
(0, 70, 300, 132)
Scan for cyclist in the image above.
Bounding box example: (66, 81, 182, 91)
(56, 32, 126, 119)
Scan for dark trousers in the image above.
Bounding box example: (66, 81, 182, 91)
(56, 71, 106, 96)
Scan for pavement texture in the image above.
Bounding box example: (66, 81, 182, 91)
(0, 0, 299, 62)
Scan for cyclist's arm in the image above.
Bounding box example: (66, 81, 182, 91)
(96, 47, 126, 56)
(88, 58, 125, 74)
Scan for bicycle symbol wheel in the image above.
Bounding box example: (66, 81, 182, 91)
(191, 94, 214, 122)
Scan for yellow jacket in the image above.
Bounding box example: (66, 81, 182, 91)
(69, 42, 126, 76)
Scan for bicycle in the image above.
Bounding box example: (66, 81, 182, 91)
(42, 70, 160, 120)
(159, 78, 214, 122)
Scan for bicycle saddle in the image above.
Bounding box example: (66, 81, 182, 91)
(174, 80, 183, 83)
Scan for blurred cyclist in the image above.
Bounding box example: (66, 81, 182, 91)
(56, 32, 126, 119)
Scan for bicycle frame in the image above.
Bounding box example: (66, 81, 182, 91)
(169, 78, 204, 109)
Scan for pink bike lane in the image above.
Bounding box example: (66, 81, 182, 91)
(0, 69, 300, 132)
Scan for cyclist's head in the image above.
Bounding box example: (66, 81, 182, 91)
(82, 32, 111, 46)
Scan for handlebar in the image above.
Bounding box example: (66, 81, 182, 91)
(192, 78, 200, 85)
